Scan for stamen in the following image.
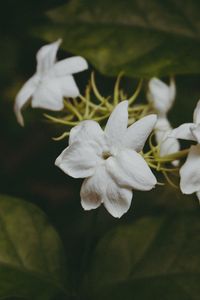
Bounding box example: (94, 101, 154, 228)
(102, 151, 112, 160)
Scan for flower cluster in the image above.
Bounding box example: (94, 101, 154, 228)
(14, 39, 200, 217)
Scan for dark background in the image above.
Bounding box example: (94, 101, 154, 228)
(1, 1, 200, 299)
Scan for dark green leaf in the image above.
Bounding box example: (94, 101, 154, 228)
(36, 0, 200, 78)
(85, 214, 200, 299)
(0, 195, 67, 300)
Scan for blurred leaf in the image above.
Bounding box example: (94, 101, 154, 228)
(0, 195, 67, 300)
(36, 0, 200, 78)
(85, 214, 200, 299)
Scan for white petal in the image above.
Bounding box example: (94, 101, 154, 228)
(106, 149, 157, 191)
(196, 191, 200, 203)
(57, 75, 80, 98)
(170, 123, 197, 141)
(104, 101, 128, 147)
(80, 178, 102, 211)
(158, 134, 180, 156)
(159, 135, 180, 166)
(169, 77, 176, 105)
(14, 75, 39, 126)
(104, 181, 132, 218)
(32, 75, 81, 110)
(147, 77, 175, 114)
(124, 114, 157, 152)
(155, 116, 171, 132)
(36, 39, 61, 74)
(180, 145, 200, 195)
(55, 140, 101, 178)
(155, 117, 180, 157)
(155, 117, 171, 148)
(190, 124, 200, 143)
(159, 136, 180, 166)
(52, 56, 88, 76)
(69, 120, 104, 146)
(80, 166, 106, 211)
(81, 165, 132, 218)
(193, 99, 200, 124)
(31, 78, 64, 110)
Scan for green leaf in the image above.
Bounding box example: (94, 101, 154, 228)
(36, 0, 200, 78)
(0, 195, 67, 300)
(85, 214, 200, 299)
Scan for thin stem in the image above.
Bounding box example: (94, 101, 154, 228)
(93, 113, 110, 122)
(44, 114, 79, 126)
(79, 95, 107, 111)
(91, 72, 112, 110)
(83, 84, 91, 118)
(156, 149, 189, 162)
(128, 117, 136, 125)
(120, 90, 127, 100)
(88, 99, 110, 119)
(64, 100, 83, 121)
(128, 104, 149, 111)
(63, 114, 74, 121)
(162, 171, 178, 189)
(128, 79, 143, 105)
(52, 132, 69, 141)
(113, 72, 124, 105)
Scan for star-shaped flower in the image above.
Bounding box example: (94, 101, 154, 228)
(14, 39, 88, 126)
(55, 101, 157, 218)
(170, 99, 200, 200)
(147, 77, 180, 165)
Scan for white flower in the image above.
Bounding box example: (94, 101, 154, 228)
(170, 99, 200, 201)
(147, 77, 180, 165)
(170, 99, 200, 143)
(14, 39, 88, 126)
(55, 101, 157, 218)
(179, 145, 200, 201)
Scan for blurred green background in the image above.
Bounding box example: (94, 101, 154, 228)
(1, 0, 200, 299)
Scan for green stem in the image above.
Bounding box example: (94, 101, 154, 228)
(52, 131, 69, 141)
(128, 79, 143, 105)
(44, 114, 79, 126)
(64, 100, 83, 121)
(156, 148, 189, 162)
(113, 72, 124, 105)
(91, 72, 112, 110)
(79, 95, 107, 111)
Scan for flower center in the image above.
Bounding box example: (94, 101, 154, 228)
(102, 151, 112, 160)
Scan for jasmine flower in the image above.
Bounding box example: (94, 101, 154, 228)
(55, 101, 157, 218)
(14, 39, 88, 126)
(170, 99, 200, 200)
